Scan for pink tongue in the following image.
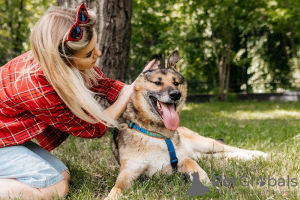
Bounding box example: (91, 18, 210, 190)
(160, 103, 179, 131)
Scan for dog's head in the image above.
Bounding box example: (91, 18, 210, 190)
(123, 50, 187, 132)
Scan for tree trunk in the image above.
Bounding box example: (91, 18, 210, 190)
(244, 35, 249, 93)
(207, 58, 218, 95)
(224, 47, 231, 100)
(57, 0, 132, 82)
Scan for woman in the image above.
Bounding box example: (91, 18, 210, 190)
(0, 4, 154, 199)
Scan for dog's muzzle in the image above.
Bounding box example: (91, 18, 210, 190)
(169, 90, 181, 101)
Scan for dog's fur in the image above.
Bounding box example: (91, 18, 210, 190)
(107, 50, 267, 199)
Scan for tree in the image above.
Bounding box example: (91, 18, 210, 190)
(57, 0, 132, 82)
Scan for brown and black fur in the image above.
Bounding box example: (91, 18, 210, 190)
(106, 50, 267, 200)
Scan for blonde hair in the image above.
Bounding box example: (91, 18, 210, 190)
(24, 6, 118, 127)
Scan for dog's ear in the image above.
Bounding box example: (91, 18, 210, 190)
(147, 54, 162, 70)
(167, 50, 179, 71)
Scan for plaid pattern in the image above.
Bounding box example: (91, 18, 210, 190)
(0, 51, 125, 151)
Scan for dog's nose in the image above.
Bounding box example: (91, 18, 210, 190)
(169, 90, 181, 101)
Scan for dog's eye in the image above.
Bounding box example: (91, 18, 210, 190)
(154, 81, 162, 86)
(174, 82, 179, 86)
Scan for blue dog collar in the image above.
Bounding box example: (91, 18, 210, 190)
(126, 120, 165, 139)
(126, 120, 178, 170)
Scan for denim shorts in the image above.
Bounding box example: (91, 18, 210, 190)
(0, 141, 68, 188)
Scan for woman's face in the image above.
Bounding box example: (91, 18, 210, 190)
(72, 30, 102, 70)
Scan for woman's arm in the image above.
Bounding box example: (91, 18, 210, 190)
(103, 84, 133, 120)
(103, 59, 156, 121)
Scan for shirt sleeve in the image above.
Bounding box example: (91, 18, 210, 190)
(90, 67, 125, 104)
(20, 73, 109, 139)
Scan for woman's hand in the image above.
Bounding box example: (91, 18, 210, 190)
(103, 84, 133, 121)
(119, 84, 134, 99)
(132, 59, 156, 86)
(103, 59, 156, 122)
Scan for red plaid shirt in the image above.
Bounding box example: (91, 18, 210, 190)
(0, 51, 125, 151)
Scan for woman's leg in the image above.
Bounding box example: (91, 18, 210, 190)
(0, 177, 68, 200)
(0, 142, 70, 199)
(22, 141, 71, 183)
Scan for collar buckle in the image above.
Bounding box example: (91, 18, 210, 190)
(127, 121, 135, 129)
(171, 157, 178, 171)
(171, 157, 178, 164)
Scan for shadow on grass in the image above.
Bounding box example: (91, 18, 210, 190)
(66, 162, 94, 197)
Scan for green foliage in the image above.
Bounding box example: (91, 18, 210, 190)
(2, 0, 300, 96)
(226, 93, 238, 102)
(129, 0, 180, 81)
(130, 0, 300, 97)
(0, 0, 55, 66)
(258, 0, 300, 91)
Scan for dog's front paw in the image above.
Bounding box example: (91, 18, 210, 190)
(104, 195, 118, 200)
(106, 187, 122, 200)
(201, 175, 212, 186)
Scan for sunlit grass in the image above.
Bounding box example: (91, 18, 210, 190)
(219, 109, 300, 120)
(183, 103, 300, 120)
(52, 101, 300, 199)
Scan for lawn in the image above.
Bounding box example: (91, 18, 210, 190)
(53, 101, 300, 199)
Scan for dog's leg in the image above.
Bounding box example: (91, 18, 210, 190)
(179, 158, 211, 184)
(178, 127, 267, 160)
(106, 167, 143, 200)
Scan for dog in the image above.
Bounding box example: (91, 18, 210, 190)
(106, 50, 267, 199)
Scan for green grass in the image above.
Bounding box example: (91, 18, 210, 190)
(53, 101, 300, 199)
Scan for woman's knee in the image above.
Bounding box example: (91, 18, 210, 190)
(61, 170, 71, 183)
(56, 179, 69, 197)
(39, 179, 69, 199)
(0, 178, 69, 200)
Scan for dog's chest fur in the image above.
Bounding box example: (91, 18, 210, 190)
(112, 127, 189, 176)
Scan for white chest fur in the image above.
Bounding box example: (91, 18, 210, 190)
(118, 130, 189, 177)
